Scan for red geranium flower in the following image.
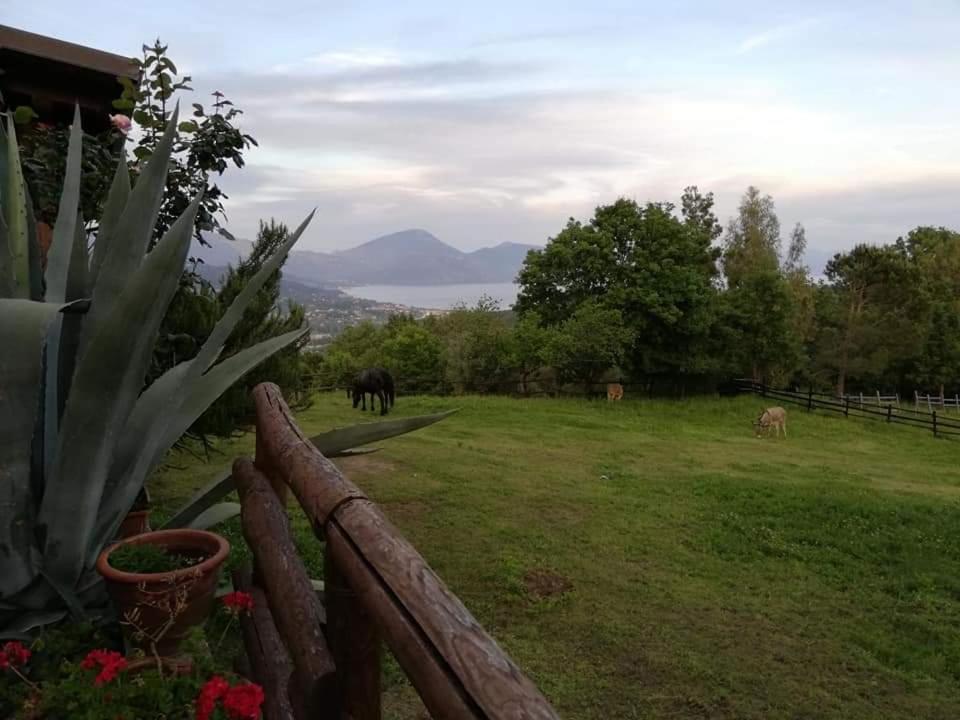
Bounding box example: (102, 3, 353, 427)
(222, 591, 254, 615)
(196, 676, 231, 720)
(0, 641, 31, 670)
(81, 649, 127, 686)
(222, 682, 265, 720)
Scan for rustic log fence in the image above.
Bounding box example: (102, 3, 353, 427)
(233, 382, 560, 719)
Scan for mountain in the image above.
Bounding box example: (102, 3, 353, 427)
(191, 229, 538, 287)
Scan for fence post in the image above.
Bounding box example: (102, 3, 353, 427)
(324, 543, 382, 720)
(859, 392, 864, 409)
(933, 411, 938, 437)
(915, 391, 919, 410)
(876, 390, 881, 406)
(886, 405, 892, 423)
(807, 389, 813, 412)
(844, 398, 849, 417)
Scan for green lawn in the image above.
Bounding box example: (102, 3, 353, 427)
(150, 393, 960, 719)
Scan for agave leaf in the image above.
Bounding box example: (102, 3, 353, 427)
(89, 149, 130, 286)
(186, 502, 241, 531)
(310, 409, 458, 456)
(44, 106, 83, 303)
(3, 114, 30, 298)
(38, 569, 87, 622)
(159, 411, 453, 531)
(0, 299, 86, 598)
(38, 196, 199, 588)
(159, 469, 233, 530)
(1, 610, 67, 634)
(327, 448, 380, 459)
(151, 326, 309, 467)
(22, 183, 43, 301)
(93, 326, 308, 552)
(43, 216, 90, 474)
(190, 210, 314, 376)
(0, 211, 12, 297)
(80, 108, 179, 349)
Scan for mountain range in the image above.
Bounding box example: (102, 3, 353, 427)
(192, 229, 538, 287)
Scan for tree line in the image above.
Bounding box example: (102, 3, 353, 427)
(317, 185, 960, 397)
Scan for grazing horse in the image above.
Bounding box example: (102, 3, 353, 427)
(607, 383, 624, 401)
(350, 368, 395, 416)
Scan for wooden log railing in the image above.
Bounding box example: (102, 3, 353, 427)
(236, 382, 560, 720)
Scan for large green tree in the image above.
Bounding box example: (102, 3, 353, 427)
(517, 193, 719, 378)
(722, 185, 782, 287)
(546, 301, 634, 392)
(896, 226, 960, 394)
(814, 244, 923, 395)
(719, 187, 800, 382)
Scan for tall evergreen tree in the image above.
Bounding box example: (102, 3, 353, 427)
(190, 220, 311, 438)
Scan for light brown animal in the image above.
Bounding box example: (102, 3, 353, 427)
(607, 383, 624, 401)
(754, 406, 787, 438)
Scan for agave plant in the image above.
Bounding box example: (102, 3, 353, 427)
(0, 108, 452, 633)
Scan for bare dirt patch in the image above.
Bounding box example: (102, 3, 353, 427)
(524, 568, 573, 599)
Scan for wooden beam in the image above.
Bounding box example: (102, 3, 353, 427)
(324, 543, 382, 720)
(251, 382, 560, 720)
(234, 457, 337, 718)
(232, 565, 296, 720)
(0, 24, 138, 78)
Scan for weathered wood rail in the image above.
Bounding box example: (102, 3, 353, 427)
(234, 382, 560, 719)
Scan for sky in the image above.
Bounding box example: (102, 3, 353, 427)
(6, 0, 960, 270)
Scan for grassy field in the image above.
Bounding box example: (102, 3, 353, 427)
(150, 393, 960, 719)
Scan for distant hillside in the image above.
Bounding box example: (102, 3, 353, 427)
(192, 229, 538, 287)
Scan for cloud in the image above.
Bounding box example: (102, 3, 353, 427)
(187, 41, 960, 268)
(736, 17, 821, 54)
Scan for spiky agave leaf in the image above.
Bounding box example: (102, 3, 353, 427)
(92, 326, 309, 551)
(158, 408, 457, 530)
(44, 106, 83, 304)
(79, 106, 179, 353)
(0, 299, 88, 598)
(88, 147, 130, 286)
(37, 195, 200, 588)
(2, 114, 30, 298)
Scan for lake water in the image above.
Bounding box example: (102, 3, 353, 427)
(343, 283, 519, 310)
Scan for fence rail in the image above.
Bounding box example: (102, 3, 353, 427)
(235, 382, 560, 720)
(740, 380, 960, 439)
(915, 391, 960, 412)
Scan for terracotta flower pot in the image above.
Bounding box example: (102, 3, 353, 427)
(96, 529, 230, 656)
(117, 509, 152, 539)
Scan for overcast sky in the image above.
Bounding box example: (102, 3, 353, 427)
(6, 1, 960, 269)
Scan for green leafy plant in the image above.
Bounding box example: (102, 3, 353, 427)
(0, 107, 454, 634)
(0, 108, 310, 632)
(107, 545, 206, 575)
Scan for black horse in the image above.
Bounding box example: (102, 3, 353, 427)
(349, 368, 396, 415)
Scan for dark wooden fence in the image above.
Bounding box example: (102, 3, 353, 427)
(232, 382, 560, 720)
(740, 380, 960, 439)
